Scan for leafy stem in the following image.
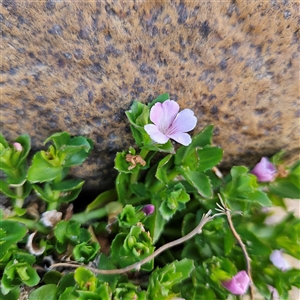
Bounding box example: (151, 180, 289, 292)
(71, 207, 108, 223)
(51, 210, 220, 274)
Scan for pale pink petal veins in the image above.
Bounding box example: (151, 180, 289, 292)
(144, 124, 169, 144)
(222, 271, 250, 295)
(167, 109, 197, 135)
(167, 132, 192, 146)
(150, 100, 179, 133)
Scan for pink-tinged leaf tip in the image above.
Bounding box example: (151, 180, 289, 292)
(13, 142, 23, 152)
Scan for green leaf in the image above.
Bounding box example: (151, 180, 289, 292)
(13, 207, 27, 216)
(44, 132, 71, 148)
(155, 154, 173, 183)
(32, 183, 57, 203)
(127, 125, 144, 147)
(159, 200, 176, 221)
(73, 241, 100, 263)
(130, 182, 149, 198)
(54, 220, 70, 243)
(181, 282, 216, 300)
(0, 220, 27, 259)
(160, 184, 190, 220)
(175, 125, 214, 166)
(58, 287, 77, 300)
(247, 190, 272, 206)
(43, 270, 62, 285)
(15, 134, 31, 167)
(173, 258, 195, 279)
(269, 178, 300, 199)
(142, 139, 175, 154)
(97, 253, 120, 284)
(74, 267, 96, 290)
(125, 101, 147, 127)
(116, 173, 130, 203)
(86, 189, 117, 212)
(237, 225, 271, 256)
(180, 168, 213, 198)
(147, 259, 194, 299)
(29, 284, 58, 300)
(197, 146, 223, 172)
(28, 152, 63, 183)
(118, 205, 139, 227)
(111, 225, 154, 271)
(114, 282, 147, 300)
(2, 259, 40, 292)
(52, 179, 85, 191)
(0, 288, 19, 300)
(114, 150, 138, 174)
(0, 180, 18, 198)
(58, 187, 83, 203)
(181, 213, 196, 236)
(57, 272, 76, 296)
(270, 150, 286, 165)
(291, 160, 300, 175)
(62, 146, 93, 167)
(224, 229, 236, 256)
(0, 133, 9, 148)
(149, 197, 166, 243)
(267, 193, 287, 208)
(148, 93, 170, 108)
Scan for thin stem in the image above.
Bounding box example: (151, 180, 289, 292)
(14, 185, 24, 208)
(51, 210, 219, 274)
(71, 207, 108, 223)
(219, 197, 254, 300)
(47, 201, 58, 211)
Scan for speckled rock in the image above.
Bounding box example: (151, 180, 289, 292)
(1, 0, 299, 190)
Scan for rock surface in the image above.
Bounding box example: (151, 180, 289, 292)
(1, 0, 299, 190)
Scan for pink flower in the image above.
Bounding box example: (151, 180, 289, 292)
(250, 157, 277, 182)
(144, 100, 197, 146)
(270, 250, 289, 271)
(222, 271, 250, 295)
(13, 142, 23, 152)
(142, 204, 155, 216)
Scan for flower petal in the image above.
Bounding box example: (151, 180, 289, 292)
(167, 131, 192, 146)
(150, 100, 179, 133)
(251, 157, 277, 182)
(222, 271, 250, 295)
(144, 124, 169, 144)
(167, 109, 197, 135)
(270, 250, 290, 271)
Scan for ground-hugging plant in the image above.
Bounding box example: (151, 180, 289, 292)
(0, 93, 299, 300)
